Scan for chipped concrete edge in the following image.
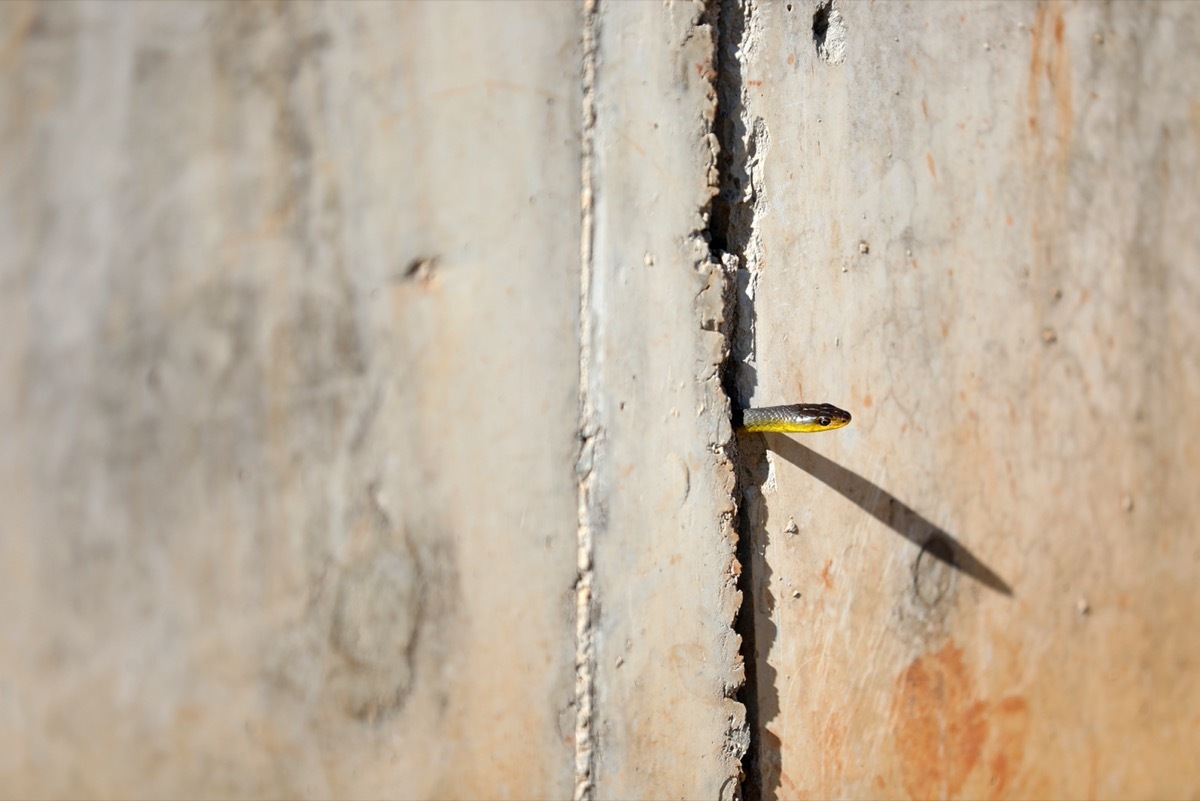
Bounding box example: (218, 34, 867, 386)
(698, 240, 753, 801)
(701, 0, 754, 794)
(708, 0, 765, 793)
(577, 1, 748, 795)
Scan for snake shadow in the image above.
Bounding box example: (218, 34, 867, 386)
(737, 431, 1013, 801)
(765, 433, 1012, 596)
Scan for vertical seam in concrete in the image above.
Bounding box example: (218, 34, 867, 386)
(574, 1, 600, 799)
(710, 0, 763, 797)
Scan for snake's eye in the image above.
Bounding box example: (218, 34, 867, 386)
(818, 416, 831, 427)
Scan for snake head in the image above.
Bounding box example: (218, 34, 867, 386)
(798, 403, 852, 431)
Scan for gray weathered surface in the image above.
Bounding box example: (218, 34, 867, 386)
(730, 1, 1200, 798)
(0, 3, 585, 797)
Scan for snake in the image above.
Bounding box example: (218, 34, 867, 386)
(736, 403, 852, 433)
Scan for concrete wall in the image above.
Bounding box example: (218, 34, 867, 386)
(0, 1, 743, 798)
(2, 1, 1199, 799)
(0, 3, 591, 798)
(725, 1, 1200, 798)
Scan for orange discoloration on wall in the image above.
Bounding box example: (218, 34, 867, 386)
(819, 559, 834, 589)
(1026, 2, 1073, 172)
(890, 642, 988, 800)
(888, 643, 1034, 800)
(987, 696, 1031, 800)
(819, 713, 846, 791)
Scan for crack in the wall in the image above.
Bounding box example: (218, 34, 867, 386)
(712, 2, 767, 405)
(574, 1, 601, 799)
(709, 0, 769, 798)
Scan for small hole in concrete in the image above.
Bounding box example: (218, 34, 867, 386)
(400, 255, 440, 285)
(813, 2, 830, 49)
(812, 0, 847, 65)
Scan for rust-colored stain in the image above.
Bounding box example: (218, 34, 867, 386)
(890, 642, 1031, 800)
(1026, 2, 1073, 156)
(926, 152, 937, 180)
(921, 97, 928, 120)
(819, 559, 834, 590)
(891, 642, 987, 799)
(987, 696, 1031, 801)
(862, 393, 873, 409)
(820, 713, 846, 785)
